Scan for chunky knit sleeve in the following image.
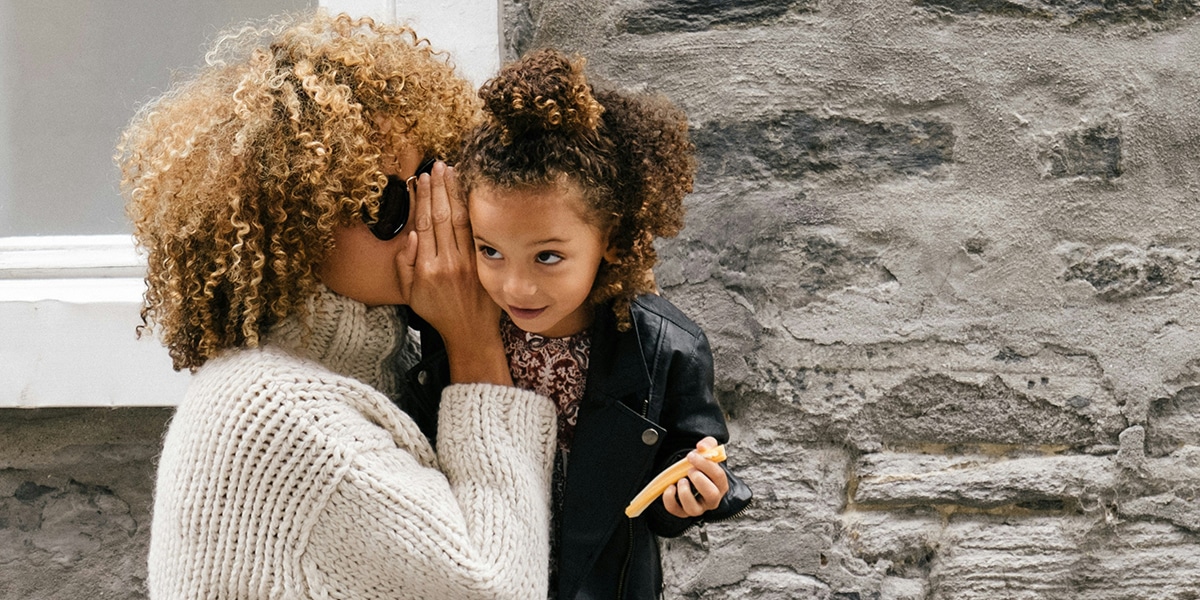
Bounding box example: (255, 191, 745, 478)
(301, 383, 557, 600)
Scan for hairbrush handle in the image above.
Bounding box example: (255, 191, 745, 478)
(624, 444, 727, 518)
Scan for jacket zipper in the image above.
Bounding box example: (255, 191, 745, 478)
(707, 497, 753, 523)
(617, 396, 653, 599)
(616, 519, 635, 599)
(685, 495, 754, 544)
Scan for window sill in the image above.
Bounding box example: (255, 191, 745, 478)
(0, 236, 187, 408)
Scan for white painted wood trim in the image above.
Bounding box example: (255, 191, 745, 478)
(0, 235, 188, 407)
(321, 0, 501, 86)
(0, 235, 143, 281)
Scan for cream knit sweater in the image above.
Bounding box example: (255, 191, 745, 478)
(148, 289, 557, 599)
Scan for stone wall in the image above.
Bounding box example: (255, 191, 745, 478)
(0, 408, 169, 599)
(504, 0, 1200, 598)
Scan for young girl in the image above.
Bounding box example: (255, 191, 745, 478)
(454, 48, 752, 600)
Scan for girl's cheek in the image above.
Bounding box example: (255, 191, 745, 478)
(476, 264, 500, 296)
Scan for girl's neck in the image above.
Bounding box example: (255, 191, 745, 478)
(502, 311, 593, 340)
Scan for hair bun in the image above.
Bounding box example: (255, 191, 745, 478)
(480, 48, 603, 139)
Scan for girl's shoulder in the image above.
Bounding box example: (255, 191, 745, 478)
(629, 293, 705, 339)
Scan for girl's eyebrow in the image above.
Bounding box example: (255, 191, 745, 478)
(473, 234, 568, 246)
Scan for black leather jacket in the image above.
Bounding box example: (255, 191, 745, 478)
(401, 294, 751, 600)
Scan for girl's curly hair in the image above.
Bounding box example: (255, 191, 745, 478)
(117, 11, 479, 371)
(457, 48, 695, 330)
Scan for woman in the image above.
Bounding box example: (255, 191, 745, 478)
(117, 12, 555, 600)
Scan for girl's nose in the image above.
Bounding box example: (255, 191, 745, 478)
(503, 271, 537, 299)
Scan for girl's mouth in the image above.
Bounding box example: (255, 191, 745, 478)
(508, 306, 547, 320)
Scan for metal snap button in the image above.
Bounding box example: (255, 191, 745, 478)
(641, 428, 659, 445)
(417, 370, 428, 385)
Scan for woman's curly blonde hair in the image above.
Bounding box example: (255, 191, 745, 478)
(117, 11, 479, 371)
(456, 48, 695, 330)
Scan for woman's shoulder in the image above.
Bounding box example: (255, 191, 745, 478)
(180, 344, 430, 459)
(192, 344, 363, 401)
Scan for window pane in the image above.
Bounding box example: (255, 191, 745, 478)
(0, 0, 314, 237)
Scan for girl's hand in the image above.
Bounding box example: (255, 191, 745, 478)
(397, 162, 511, 385)
(661, 437, 730, 519)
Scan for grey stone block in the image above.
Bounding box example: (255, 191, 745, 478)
(662, 230, 895, 315)
(1141, 445, 1200, 493)
(1119, 493, 1200, 532)
(858, 374, 1104, 448)
(1116, 425, 1147, 469)
(691, 112, 954, 184)
(854, 452, 1115, 509)
(621, 0, 816, 34)
(1060, 243, 1196, 301)
(1147, 386, 1200, 456)
(689, 566, 835, 600)
(915, 0, 1200, 25)
(842, 511, 942, 566)
(0, 408, 170, 600)
(501, 0, 535, 60)
(930, 518, 1200, 599)
(880, 577, 927, 600)
(1039, 121, 1122, 180)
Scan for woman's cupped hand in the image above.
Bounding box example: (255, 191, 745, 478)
(396, 162, 512, 385)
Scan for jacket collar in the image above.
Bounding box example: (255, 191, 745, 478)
(584, 302, 652, 406)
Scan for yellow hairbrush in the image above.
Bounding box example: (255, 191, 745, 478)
(625, 444, 727, 518)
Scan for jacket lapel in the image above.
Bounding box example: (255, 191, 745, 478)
(582, 304, 653, 406)
(558, 306, 660, 599)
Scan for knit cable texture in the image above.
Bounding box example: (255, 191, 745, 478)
(147, 291, 556, 599)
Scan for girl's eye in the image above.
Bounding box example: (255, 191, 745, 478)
(478, 245, 503, 259)
(536, 252, 563, 265)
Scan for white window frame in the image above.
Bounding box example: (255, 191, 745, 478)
(0, 0, 501, 408)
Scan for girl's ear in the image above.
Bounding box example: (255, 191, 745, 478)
(600, 218, 619, 262)
(604, 245, 620, 264)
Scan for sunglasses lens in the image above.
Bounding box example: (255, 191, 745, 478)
(368, 175, 409, 241)
(363, 158, 439, 241)
(416, 157, 437, 178)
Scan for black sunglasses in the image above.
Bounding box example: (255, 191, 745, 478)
(363, 157, 438, 241)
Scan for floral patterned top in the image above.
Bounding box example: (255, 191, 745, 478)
(501, 315, 590, 452)
(500, 314, 591, 598)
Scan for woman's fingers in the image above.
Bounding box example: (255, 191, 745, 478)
(428, 161, 458, 258)
(415, 161, 469, 263)
(394, 230, 418, 305)
(413, 169, 437, 259)
(443, 166, 474, 254)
